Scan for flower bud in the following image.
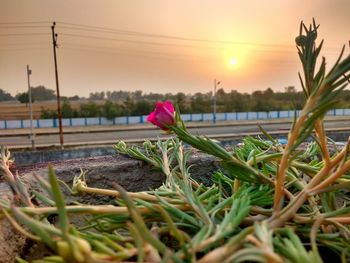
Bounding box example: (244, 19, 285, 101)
(147, 101, 175, 131)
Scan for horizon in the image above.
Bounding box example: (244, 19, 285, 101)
(1, 1, 350, 97)
(2, 85, 302, 100)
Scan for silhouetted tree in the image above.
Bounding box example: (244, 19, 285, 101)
(68, 95, 80, 101)
(79, 102, 101, 117)
(61, 100, 79, 118)
(40, 107, 57, 118)
(132, 100, 152, 115)
(0, 89, 14, 101)
(16, 92, 31, 104)
(121, 97, 135, 115)
(102, 101, 120, 120)
(31, 86, 56, 101)
(175, 92, 188, 112)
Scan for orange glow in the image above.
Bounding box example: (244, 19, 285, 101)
(0, 1, 349, 96)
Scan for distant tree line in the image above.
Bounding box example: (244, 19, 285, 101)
(40, 99, 154, 120)
(2, 86, 350, 119)
(39, 86, 350, 120)
(0, 86, 79, 103)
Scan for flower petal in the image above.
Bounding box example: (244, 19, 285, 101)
(163, 100, 175, 114)
(147, 101, 175, 131)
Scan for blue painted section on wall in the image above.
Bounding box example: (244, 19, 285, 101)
(1, 108, 350, 129)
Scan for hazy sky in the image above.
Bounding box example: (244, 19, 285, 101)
(0, 0, 349, 97)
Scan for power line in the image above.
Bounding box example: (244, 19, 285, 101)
(57, 22, 346, 53)
(59, 32, 221, 49)
(60, 43, 212, 61)
(0, 33, 49, 36)
(0, 25, 48, 29)
(0, 21, 343, 52)
(0, 46, 51, 51)
(0, 42, 49, 46)
(59, 35, 301, 56)
(58, 25, 136, 34)
(0, 20, 341, 57)
(61, 47, 201, 61)
(57, 21, 295, 49)
(0, 21, 51, 25)
(58, 25, 159, 39)
(60, 32, 295, 52)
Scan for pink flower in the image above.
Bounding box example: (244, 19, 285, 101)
(147, 101, 175, 131)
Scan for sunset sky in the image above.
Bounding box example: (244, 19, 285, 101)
(0, 0, 349, 97)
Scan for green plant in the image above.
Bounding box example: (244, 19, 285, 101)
(1, 20, 350, 262)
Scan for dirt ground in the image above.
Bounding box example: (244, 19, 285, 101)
(0, 152, 219, 262)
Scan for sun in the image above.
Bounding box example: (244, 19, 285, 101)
(229, 57, 238, 67)
(222, 48, 246, 71)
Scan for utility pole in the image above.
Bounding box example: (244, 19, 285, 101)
(213, 79, 220, 124)
(27, 65, 35, 149)
(51, 21, 64, 148)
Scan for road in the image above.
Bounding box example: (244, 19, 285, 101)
(1, 119, 349, 149)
